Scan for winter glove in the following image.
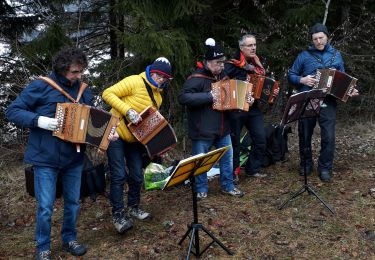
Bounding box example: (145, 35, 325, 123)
(126, 109, 142, 124)
(37, 116, 59, 131)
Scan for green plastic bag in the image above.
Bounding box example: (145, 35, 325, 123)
(144, 163, 170, 190)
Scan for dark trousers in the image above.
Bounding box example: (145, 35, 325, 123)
(107, 139, 144, 214)
(230, 106, 266, 175)
(298, 97, 337, 172)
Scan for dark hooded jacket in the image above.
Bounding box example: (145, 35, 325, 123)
(178, 67, 231, 140)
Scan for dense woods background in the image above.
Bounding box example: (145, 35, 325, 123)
(1, 0, 374, 158)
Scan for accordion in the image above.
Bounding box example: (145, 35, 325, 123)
(281, 89, 326, 125)
(53, 103, 119, 151)
(127, 106, 177, 158)
(211, 79, 253, 111)
(314, 69, 357, 102)
(248, 74, 279, 104)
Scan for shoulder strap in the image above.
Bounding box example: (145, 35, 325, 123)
(141, 78, 158, 108)
(38, 76, 88, 103)
(307, 49, 338, 69)
(307, 50, 323, 65)
(187, 73, 216, 81)
(328, 49, 338, 68)
(75, 82, 89, 102)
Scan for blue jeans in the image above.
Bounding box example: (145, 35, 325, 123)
(298, 97, 337, 172)
(34, 163, 83, 252)
(191, 134, 234, 193)
(107, 139, 144, 214)
(230, 106, 266, 174)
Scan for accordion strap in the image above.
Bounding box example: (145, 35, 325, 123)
(187, 73, 229, 82)
(141, 78, 158, 108)
(38, 76, 88, 103)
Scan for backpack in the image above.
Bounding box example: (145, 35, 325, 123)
(262, 124, 291, 167)
(80, 154, 107, 201)
(239, 124, 291, 168)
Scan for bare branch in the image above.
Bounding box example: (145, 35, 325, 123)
(322, 0, 331, 25)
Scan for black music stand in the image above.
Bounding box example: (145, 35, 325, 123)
(163, 146, 234, 259)
(278, 89, 335, 214)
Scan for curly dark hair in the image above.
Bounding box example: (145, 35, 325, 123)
(52, 46, 88, 75)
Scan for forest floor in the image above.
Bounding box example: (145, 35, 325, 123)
(1, 120, 375, 260)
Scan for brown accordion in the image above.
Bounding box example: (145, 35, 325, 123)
(127, 106, 177, 158)
(314, 69, 357, 102)
(248, 74, 279, 104)
(53, 103, 119, 151)
(211, 79, 253, 111)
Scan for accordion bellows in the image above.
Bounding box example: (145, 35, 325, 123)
(314, 69, 357, 102)
(211, 79, 253, 111)
(248, 74, 280, 104)
(53, 103, 119, 151)
(127, 106, 177, 158)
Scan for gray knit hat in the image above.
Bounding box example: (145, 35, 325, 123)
(310, 23, 329, 37)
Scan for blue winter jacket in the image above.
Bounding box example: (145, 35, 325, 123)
(5, 72, 94, 169)
(288, 43, 345, 92)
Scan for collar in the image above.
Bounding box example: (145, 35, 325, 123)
(49, 72, 80, 88)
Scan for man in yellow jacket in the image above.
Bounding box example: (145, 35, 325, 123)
(102, 57, 172, 233)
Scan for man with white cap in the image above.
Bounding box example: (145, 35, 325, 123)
(178, 38, 245, 199)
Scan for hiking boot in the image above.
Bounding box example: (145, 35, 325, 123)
(129, 206, 151, 220)
(197, 192, 208, 200)
(113, 210, 133, 233)
(246, 172, 267, 178)
(222, 187, 245, 197)
(62, 240, 87, 256)
(319, 170, 331, 182)
(36, 250, 51, 260)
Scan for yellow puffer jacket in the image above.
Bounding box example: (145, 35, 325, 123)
(102, 72, 162, 142)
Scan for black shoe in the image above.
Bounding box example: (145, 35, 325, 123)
(63, 240, 87, 256)
(299, 166, 312, 176)
(319, 170, 331, 182)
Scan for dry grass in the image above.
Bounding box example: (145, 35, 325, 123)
(1, 121, 375, 259)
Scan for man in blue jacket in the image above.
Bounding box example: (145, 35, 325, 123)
(288, 23, 358, 182)
(178, 38, 245, 199)
(6, 47, 117, 259)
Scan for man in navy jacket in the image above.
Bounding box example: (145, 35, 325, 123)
(288, 23, 358, 182)
(6, 47, 107, 259)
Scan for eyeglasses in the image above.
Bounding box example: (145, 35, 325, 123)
(241, 44, 256, 48)
(155, 73, 167, 80)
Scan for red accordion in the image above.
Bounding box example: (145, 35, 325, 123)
(127, 106, 177, 158)
(314, 69, 357, 102)
(248, 74, 279, 104)
(211, 79, 253, 111)
(53, 103, 119, 151)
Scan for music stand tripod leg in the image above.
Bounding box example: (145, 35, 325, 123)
(200, 225, 234, 255)
(278, 184, 307, 210)
(178, 224, 193, 246)
(185, 226, 197, 259)
(305, 185, 336, 214)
